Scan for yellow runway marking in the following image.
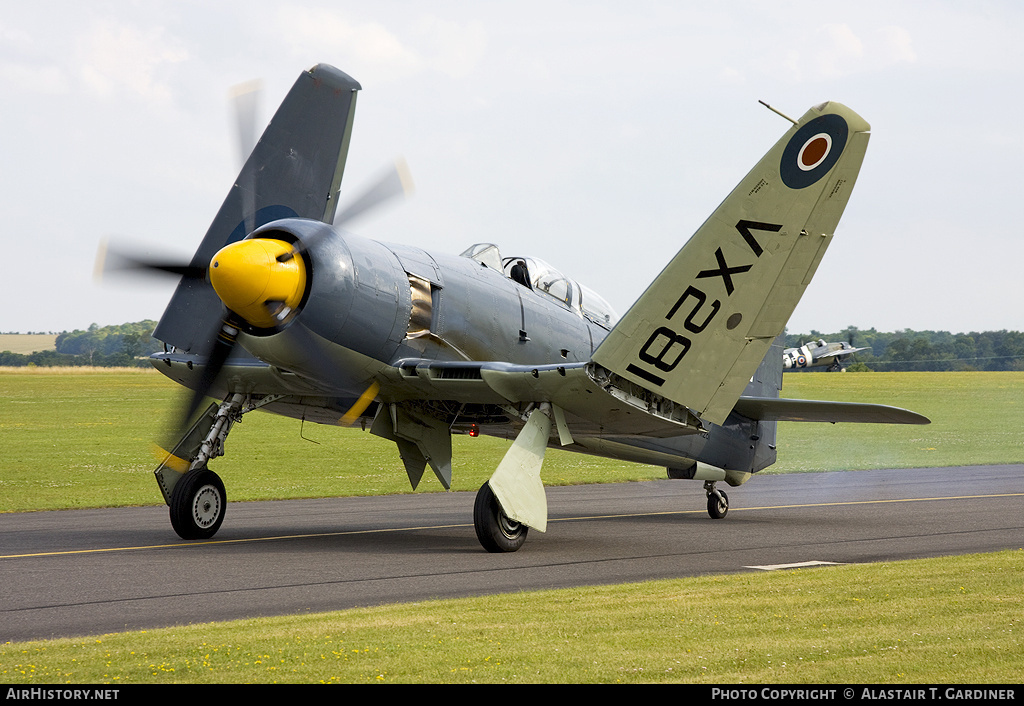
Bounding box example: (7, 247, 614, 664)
(0, 524, 469, 560)
(549, 492, 1024, 523)
(2, 492, 1020, 561)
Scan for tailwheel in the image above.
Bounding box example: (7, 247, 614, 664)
(473, 482, 528, 553)
(705, 481, 729, 519)
(169, 467, 226, 539)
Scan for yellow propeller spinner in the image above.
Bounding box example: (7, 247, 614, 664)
(209, 239, 306, 329)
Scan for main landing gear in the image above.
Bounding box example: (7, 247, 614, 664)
(705, 480, 729, 519)
(473, 482, 528, 553)
(169, 466, 226, 539)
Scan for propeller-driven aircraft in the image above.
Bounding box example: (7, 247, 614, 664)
(783, 340, 869, 371)
(106, 64, 929, 552)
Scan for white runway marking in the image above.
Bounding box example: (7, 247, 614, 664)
(745, 560, 844, 571)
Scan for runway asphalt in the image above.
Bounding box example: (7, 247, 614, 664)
(2, 465, 1022, 643)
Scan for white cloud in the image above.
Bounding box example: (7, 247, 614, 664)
(755, 20, 916, 83)
(0, 20, 33, 50)
(75, 19, 188, 103)
(877, 25, 917, 64)
(274, 7, 488, 83)
(818, 23, 866, 78)
(0, 20, 70, 95)
(277, 7, 423, 81)
(411, 16, 487, 79)
(0, 62, 70, 95)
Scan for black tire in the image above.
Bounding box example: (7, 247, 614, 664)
(169, 467, 226, 539)
(473, 482, 528, 553)
(707, 489, 729, 519)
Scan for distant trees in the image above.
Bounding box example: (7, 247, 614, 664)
(55, 320, 160, 358)
(786, 327, 1024, 372)
(4, 320, 1024, 371)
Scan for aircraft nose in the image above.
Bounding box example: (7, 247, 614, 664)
(209, 238, 306, 328)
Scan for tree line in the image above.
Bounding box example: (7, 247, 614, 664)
(786, 327, 1024, 372)
(2, 321, 1024, 371)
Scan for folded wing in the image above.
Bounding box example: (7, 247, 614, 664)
(591, 102, 871, 425)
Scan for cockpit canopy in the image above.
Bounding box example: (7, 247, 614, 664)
(461, 243, 618, 329)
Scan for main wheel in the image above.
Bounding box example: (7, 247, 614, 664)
(707, 489, 729, 519)
(473, 482, 528, 553)
(169, 467, 226, 539)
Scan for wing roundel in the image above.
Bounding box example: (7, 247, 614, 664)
(780, 113, 849, 189)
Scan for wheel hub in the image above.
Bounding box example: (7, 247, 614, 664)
(498, 511, 523, 539)
(192, 485, 222, 529)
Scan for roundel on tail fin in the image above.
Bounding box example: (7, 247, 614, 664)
(780, 113, 849, 189)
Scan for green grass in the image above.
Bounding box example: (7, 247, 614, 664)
(1, 369, 1022, 512)
(776, 371, 1024, 472)
(0, 368, 658, 512)
(2, 550, 1020, 684)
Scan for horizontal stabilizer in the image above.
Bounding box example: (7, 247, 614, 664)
(732, 397, 930, 425)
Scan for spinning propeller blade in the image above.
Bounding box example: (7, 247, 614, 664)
(333, 158, 414, 228)
(231, 80, 263, 236)
(94, 238, 207, 281)
(277, 158, 414, 264)
(99, 72, 394, 448)
(339, 381, 380, 426)
(182, 315, 241, 427)
(231, 79, 262, 167)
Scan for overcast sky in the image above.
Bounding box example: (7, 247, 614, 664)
(3, 1, 1022, 337)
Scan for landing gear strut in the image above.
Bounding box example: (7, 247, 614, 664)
(156, 393, 246, 540)
(705, 480, 729, 519)
(473, 482, 528, 553)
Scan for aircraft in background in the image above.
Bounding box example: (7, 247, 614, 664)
(784, 340, 869, 371)
(103, 64, 929, 552)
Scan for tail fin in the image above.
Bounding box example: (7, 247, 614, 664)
(153, 64, 361, 353)
(592, 101, 869, 425)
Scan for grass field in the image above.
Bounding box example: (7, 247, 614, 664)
(1, 368, 1021, 512)
(1, 367, 1021, 683)
(0, 334, 57, 354)
(776, 370, 1024, 471)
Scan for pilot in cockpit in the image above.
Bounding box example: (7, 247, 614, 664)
(510, 259, 531, 289)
